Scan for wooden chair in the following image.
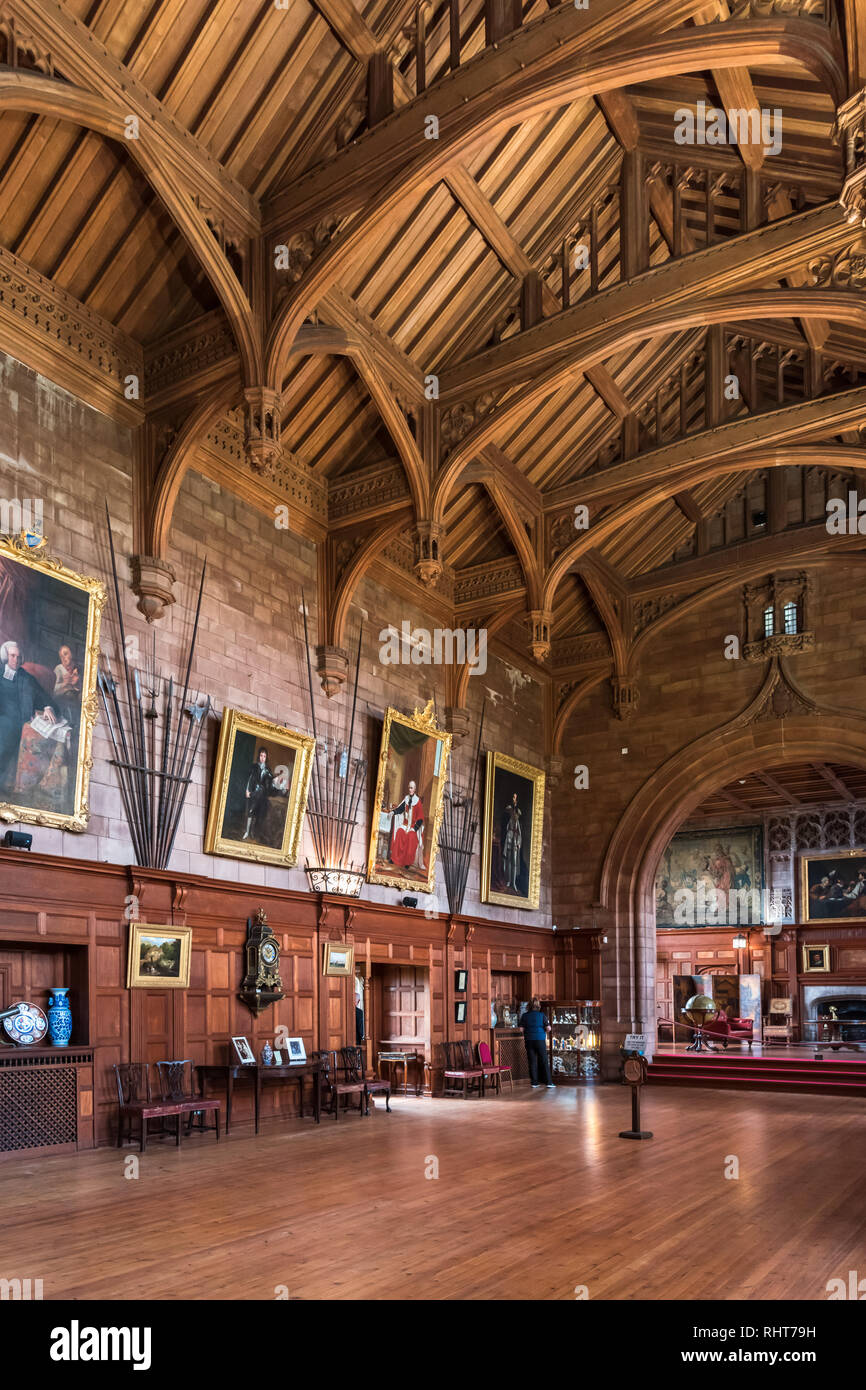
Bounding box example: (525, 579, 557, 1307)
(155, 1060, 220, 1140)
(318, 1049, 366, 1120)
(114, 1062, 185, 1152)
(477, 1039, 513, 1095)
(442, 1040, 484, 1098)
(763, 997, 795, 1046)
(341, 1046, 391, 1114)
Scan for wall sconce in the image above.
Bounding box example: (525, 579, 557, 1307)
(732, 932, 749, 950)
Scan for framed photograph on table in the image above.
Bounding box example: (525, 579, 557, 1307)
(204, 709, 315, 867)
(0, 533, 105, 832)
(367, 700, 451, 892)
(481, 751, 546, 910)
(127, 924, 192, 988)
(799, 847, 866, 925)
(231, 1036, 256, 1066)
(286, 1037, 307, 1064)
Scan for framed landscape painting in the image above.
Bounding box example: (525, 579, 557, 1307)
(367, 700, 451, 892)
(204, 709, 315, 867)
(799, 848, 866, 924)
(0, 534, 104, 832)
(655, 826, 764, 927)
(127, 924, 192, 989)
(481, 751, 545, 911)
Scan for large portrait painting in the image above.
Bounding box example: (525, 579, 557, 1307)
(367, 701, 451, 892)
(481, 751, 545, 911)
(655, 826, 764, 927)
(0, 535, 104, 831)
(204, 709, 315, 866)
(799, 848, 866, 924)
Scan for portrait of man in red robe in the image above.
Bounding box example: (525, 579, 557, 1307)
(389, 779, 425, 870)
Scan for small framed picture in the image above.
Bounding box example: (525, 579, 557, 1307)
(454, 969, 467, 993)
(272, 1050, 283, 1065)
(802, 944, 831, 973)
(232, 1036, 256, 1065)
(286, 1037, 306, 1064)
(127, 924, 192, 989)
(323, 942, 354, 977)
(454, 1001, 467, 1024)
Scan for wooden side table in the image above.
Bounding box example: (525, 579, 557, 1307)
(378, 1050, 424, 1095)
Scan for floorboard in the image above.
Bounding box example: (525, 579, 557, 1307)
(1, 1085, 862, 1301)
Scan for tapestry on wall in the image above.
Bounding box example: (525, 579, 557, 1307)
(655, 826, 764, 927)
(0, 534, 104, 832)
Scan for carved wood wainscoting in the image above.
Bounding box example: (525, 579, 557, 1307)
(0, 853, 560, 1147)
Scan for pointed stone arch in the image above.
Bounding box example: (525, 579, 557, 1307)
(595, 658, 866, 1072)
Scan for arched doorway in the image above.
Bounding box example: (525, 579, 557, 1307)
(598, 665, 866, 1076)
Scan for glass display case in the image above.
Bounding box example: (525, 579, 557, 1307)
(544, 999, 602, 1083)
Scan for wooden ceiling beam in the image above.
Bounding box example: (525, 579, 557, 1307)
(812, 763, 856, 801)
(10, 0, 259, 237)
(755, 770, 799, 804)
(545, 387, 866, 512)
(439, 203, 847, 399)
(694, 0, 765, 172)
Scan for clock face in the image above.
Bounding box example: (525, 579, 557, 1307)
(261, 940, 278, 966)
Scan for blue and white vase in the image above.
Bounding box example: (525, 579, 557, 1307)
(262, 1041, 274, 1067)
(47, 987, 72, 1048)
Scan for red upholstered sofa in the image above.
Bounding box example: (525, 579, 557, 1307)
(702, 1012, 753, 1049)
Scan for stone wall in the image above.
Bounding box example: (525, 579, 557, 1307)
(0, 353, 550, 926)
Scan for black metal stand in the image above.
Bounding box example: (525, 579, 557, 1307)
(619, 1082, 653, 1140)
(686, 1026, 714, 1052)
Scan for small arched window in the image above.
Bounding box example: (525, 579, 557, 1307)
(783, 601, 798, 635)
(763, 605, 775, 638)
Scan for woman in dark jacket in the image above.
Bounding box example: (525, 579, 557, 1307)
(520, 996, 555, 1088)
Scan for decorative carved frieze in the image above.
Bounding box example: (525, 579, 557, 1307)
(0, 12, 55, 74)
(743, 631, 816, 662)
(730, 0, 825, 16)
(144, 314, 237, 400)
(0, 245, 142, 418)
(551, 632, 610, 668)
(328, 462, 409, 523)
(335, 100, 367, 149)
(746, 659, 818, 723)
(454, 557, 524, 607)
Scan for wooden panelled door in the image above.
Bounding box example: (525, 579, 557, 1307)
(375, 964, 430, 1063)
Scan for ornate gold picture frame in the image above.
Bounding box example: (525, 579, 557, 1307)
(322, 942, 355, 977)
(481, 750, 545, 910)
(799, 847, 866, 925)
(127, 923, 192, 989)
(0, 533, 105, 832)
(204, 709, 315, 867)
(367, 700, 451, 892)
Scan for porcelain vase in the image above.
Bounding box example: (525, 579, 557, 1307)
(47, 987, 72, 1047)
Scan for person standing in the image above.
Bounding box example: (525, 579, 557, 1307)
(0, 640, 55, 792)
(520, 996, 554, 1089)
(242, 747, 274, 840)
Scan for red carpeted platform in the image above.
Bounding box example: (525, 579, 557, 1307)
(648, 1049, 866, 1097)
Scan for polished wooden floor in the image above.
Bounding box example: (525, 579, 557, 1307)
(2, 1084, 863, 1301)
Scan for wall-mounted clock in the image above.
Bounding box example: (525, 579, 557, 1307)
(239, 908, 285, 1015)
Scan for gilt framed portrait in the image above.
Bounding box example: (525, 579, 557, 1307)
(799, 847, 866, 925)
(802, 944, 831, 973)
(204, 709, 315, 867)
(481, 751, 545, 910)
(0, 534, 104, 832)
(323, 942, 354, 977)
(367, 700, 451, 892)
(127, 924, 192, 989)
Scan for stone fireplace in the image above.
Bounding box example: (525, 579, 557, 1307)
(803, 984, 866, 1042)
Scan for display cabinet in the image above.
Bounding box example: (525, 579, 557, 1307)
(543, 999, 602, 1083)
